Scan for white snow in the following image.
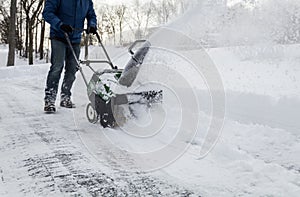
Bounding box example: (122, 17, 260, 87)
(0, 45, 29, 68)
(1, 0, 300, 194)
(0, 41, 299, 196)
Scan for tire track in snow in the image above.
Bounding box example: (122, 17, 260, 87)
(0, 167, 6, 196)
(29, 119, 197, 196)
(0, 168, 3, 182)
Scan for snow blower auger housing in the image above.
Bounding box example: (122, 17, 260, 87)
(64, 32, 162, 128)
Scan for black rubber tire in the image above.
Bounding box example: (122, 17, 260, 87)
(86, 103, 98, 123)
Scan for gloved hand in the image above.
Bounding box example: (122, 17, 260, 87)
(60, 24, 73, 33)
(87, 26, 97, 34)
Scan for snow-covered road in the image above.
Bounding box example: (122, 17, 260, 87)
(0, 65, 197, 196)
(0, 44, 300, 196)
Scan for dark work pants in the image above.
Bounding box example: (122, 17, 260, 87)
(44, 39, 80, 103)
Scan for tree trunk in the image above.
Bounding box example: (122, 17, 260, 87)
(22, 0, 46, 64)
(39, 20, 45, 60)
(25, 15, 29, 58)
(28, 24, 34, 65)
(112, 26, 116, 45)
(119, 21, 123, 45)
(19, 1, 23, 56)
(7, 0, 17, 66)
(35, 21, 38, 56)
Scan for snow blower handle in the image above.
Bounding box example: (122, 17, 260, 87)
(64, 32, 89, 86)
(94, 32, 117, 70)
(64, 32, 82, 70)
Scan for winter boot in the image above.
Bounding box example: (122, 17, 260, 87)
(44, 101, 56, 113)
(60, 98, 76, 108)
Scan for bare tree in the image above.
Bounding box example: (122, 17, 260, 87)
(96, 7, 107, 41)
(38, 19, 45, 60)
(35, 20, 38, 55)
(116, 4, 126, 45)
(0, 1, 10, 44)
(21, 0, 44, 65)
(103, 5, 118, 45)
(7, 0, 17, 66)
(154, 0, 178, 24)
(177, 0, 188, 14)
(143, 0, 154, 36)
(17, 1, 24, 57)
(97, 4, 127, 45)
(126, 0, 154, 40)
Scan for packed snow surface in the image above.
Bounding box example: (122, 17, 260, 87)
(0, 42, 299, 196)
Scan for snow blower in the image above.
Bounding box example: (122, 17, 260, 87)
(64, 32, 162, 128)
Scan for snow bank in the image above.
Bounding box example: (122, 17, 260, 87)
(207, 44, 300, 98)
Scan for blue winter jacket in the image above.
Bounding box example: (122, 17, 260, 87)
(43, 0, 97, 43)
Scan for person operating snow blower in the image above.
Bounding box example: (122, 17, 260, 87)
(42, 0, 97, 113)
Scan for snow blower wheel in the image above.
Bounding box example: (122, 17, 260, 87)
(86, 103, 98, 124)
